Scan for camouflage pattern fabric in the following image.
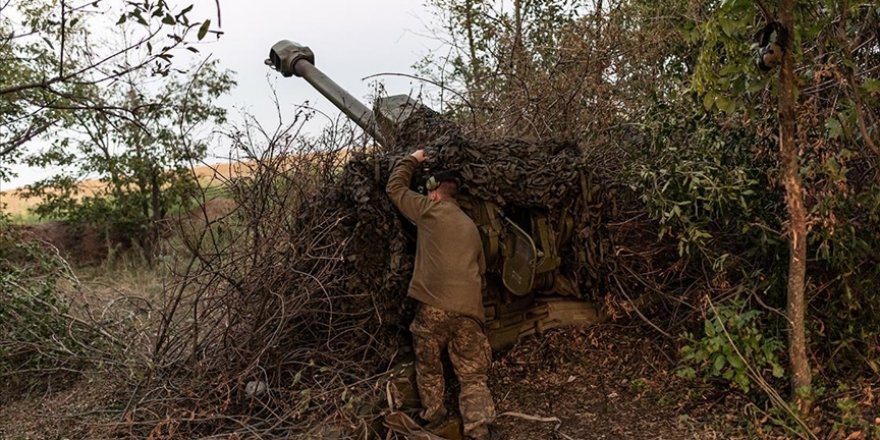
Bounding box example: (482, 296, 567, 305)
(410, 303, 496, 439)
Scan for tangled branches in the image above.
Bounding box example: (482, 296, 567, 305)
(120, 113, 419, 438)
(124, 104, 664, 438)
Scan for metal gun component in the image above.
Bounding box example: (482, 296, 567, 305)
(266, 40, 385, 145)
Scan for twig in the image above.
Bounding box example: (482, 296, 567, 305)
(613, 276, 673, 339)
(498, 411, 562, 429)
(362, 72, 475, 109)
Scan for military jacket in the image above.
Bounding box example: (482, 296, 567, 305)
(386, 156, 485, 322)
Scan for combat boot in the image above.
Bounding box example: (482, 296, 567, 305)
(420, 407, 449, 428)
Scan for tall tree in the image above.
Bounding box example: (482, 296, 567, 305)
(0, 0, 219, 182)
(692, 0, 878, 415)
(23, 59, 235, 262)
(777, 0, 811, 414)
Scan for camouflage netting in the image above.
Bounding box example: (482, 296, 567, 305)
(321, 109, 619, 303)
(380, 106, 590, 208)
(431, 136, 585, 208)
(307, 139, 599, 322)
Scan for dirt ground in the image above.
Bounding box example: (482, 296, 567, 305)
(0, 321, 764, 440)
(0, 266, 162, 440)
(487, 324, 755, 440)
(0, 370, 124, 440)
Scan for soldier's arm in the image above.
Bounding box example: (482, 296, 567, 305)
(386, 152, 431, 223)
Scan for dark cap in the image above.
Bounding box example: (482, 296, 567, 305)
(426, 170, 464, 191)
(433, 170, 462, 185)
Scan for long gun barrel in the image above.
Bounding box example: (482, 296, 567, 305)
(265, 40, 386, 145)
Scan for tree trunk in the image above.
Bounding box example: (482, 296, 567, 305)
(513, 0, 523, 75)
(778, 0, 812, 415)
(148, 168, 162, 267)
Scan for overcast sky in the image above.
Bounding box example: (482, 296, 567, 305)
(2, 0, 441, 189)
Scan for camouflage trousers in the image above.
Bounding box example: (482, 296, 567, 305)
(410, 303, 496, 439)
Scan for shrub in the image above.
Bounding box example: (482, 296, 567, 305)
(0, 227, 96, 391)
(678, 302, 785, 393)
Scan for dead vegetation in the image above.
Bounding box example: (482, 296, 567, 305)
(54, 71, 706, 440)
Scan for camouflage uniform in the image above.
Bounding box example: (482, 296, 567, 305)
(410, 303, 496, 439)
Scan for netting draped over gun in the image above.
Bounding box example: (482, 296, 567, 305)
(266, 39, 618, 351)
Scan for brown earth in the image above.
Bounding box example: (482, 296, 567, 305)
(179, 197, 238, 225)
(488, 324, 755, 440)
(16, 221, 113, 264)
(11, 194, 239, 266)
(0, 322, 761, 440)
(0, 371, 124, 440)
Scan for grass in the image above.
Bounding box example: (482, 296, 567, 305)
(0, 189, 41, 223)
(5, 211, 42, 225)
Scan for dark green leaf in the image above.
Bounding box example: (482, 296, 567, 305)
(720, 18, 737, 38)
(727, 354, 744, 370)
(716, 96, 735, 113)
(702, 92, 715, 111)
(197, 19, 210, 40)
(133, 10, 147, 26)
(772, 364, 784, 378)
(713, 353, 726, 372)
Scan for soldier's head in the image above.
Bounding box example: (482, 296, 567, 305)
(426, 171, 462, 202)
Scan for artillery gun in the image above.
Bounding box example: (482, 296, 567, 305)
(266, 40, 606, 350)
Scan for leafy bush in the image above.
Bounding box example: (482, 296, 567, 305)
(21, 60, 234, 264)
(808, 182, 880, 376)
(678, 302, 784, 393)
(627, 97, 781, 264)
(831, 390, 880, 438)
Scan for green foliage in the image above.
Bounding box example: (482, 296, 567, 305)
(22, 60, 234, 260)
(0, 0, 217, 181)
(690, 0, 880, 380)
(810, 182, 880, 375)
(628, 97, 780, 263)
(829, 384, 880, 438)
(691, 0, 773, 114)
(679, 302, 785, 393)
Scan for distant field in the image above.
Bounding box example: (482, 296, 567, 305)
(0, 162, 251, 223)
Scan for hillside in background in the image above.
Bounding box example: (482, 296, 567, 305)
(0, 162, 250, 223)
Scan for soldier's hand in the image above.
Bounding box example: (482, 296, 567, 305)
(411, 149, 427, 163)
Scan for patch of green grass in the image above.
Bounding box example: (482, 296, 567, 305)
(202, 183, 231, 200)
(164, 182, 232, 217)
(5, 210, 43, 225)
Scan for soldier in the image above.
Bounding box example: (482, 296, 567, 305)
(386, 149, 496, 440)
